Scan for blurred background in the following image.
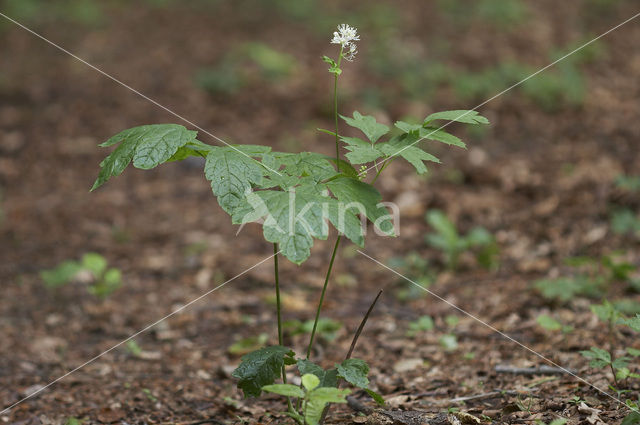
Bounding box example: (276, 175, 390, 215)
(1, 0, 639, 423)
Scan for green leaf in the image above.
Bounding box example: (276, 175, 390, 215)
(262, 383, 305, 398)
(340, 111, 389, 143)
(621, 412, 640, 425)
(326, 176, 395, 236)
(627, 347, 640, 357)
(305, 387, 350, 425)
(336, 358, 369, 389)
(92, 124, 198, 190)
(40, 261, 82, 288)
(233, 182, 364, 264)
(423, 110, 489, 125)
(341, 136, 384, 164)
(623, 315, 640, 332)
(394, 121, 422, 133)
(276, 152, 338, 182)
(537, 314, 562, 331)
(377, 136, 440, 174)
(205, 146, 265, 215)
(231, 346, 296, 398)
(297, 359, 338, 388)
(580, 347, 611, 369)
(81, 253, 107, 277)
(328, 158, 359, 178)
(302, 373, 320, 391)
(365, 388, 385, 406)
(420, 127, 466, 148)
(167, 146, 205, 162)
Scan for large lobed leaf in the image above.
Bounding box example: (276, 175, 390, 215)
(91, 124, 198, 191)
(231, 345, 296, 398)
(205, 146, 267, 214)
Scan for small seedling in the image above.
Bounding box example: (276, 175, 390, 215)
(228, 333, 269, 356)
(284, 318, 342, 342)
(425, 210, 498, 270)
(406, 315, 435, 337)
(125, 340, 143, 357)
(263, 374, 350, 425)
(536, 314, 573, 333)
(388, 252, 434, 300)
(534, 253, 637, 302)
(40, 252, 122, 298)
(581, 303, 640, 387)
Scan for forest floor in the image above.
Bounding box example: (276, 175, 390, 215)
(1, 1, 639, 424)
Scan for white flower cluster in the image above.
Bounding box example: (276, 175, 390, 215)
(331, 24, 359, 61)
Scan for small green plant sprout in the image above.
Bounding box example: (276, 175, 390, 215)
(228, 333, 269, 356)
(622, 398, 640, 425)
(534, 419, 567, 425)
(615, 174, 640, 192)
(581, 303, 640, 387)
(534, 253, 636, 302)
(196, 42, 297, 95)
(425, 210, 498, 270)
(91, 23, 488, 421)
(406, 315, 435, 337)
(284, 318, 342, 342)
(536, 314, 573, 333)
(40, 252, 122, 298)
(611, 209, 640, 238)
(263, 374, 350, 425)
(388, 252, 434, 300)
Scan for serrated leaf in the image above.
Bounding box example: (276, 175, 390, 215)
(623, 315, 640, 332)
(167, 146, 205, 162)
(305, 387, 350, 425)
(336, 358, 369, 389)
(262, 383, 305, 398)
(377, 135, 440, 174)
(627, 347, 640, 357)
(328, 158, 359, 178)
(423, 110, 489, 125)
(340, 111, 389, 143)
(394, 121, 422, 133)
(277, 152, 338, 182)
(297, 359, 338, 388)
(341, 136, 384, 164)
(92, 124, 198, 190)
(205, 146, 265, 214)
(231, 345, 296, 398)
(232, 183, 364, 264)
(580, 347, 611, 368)
(326, 176, 394, 236)
(421, 127, 466, 148)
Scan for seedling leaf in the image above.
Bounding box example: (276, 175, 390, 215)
(231, 345, 296, 398)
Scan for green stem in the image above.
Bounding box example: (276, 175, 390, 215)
(371, 159, 392, 184)
(306, 235, 342, 359)
(274, 244, 295, 414)
(333, 47, 343, 171)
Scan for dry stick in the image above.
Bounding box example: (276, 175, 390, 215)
(320, 290, 383, 424)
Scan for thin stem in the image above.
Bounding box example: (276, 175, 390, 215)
(371, 159, 392, 184)
(345, 290, 383, 360)
(333, 47, 343, 171)
(273, 244, 295, 414)
(306, 235, 342, 359)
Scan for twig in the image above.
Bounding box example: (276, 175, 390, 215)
(320, 290, 383, 424)
(346, 290, 383, 360)
(495, 364, 576, 375)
